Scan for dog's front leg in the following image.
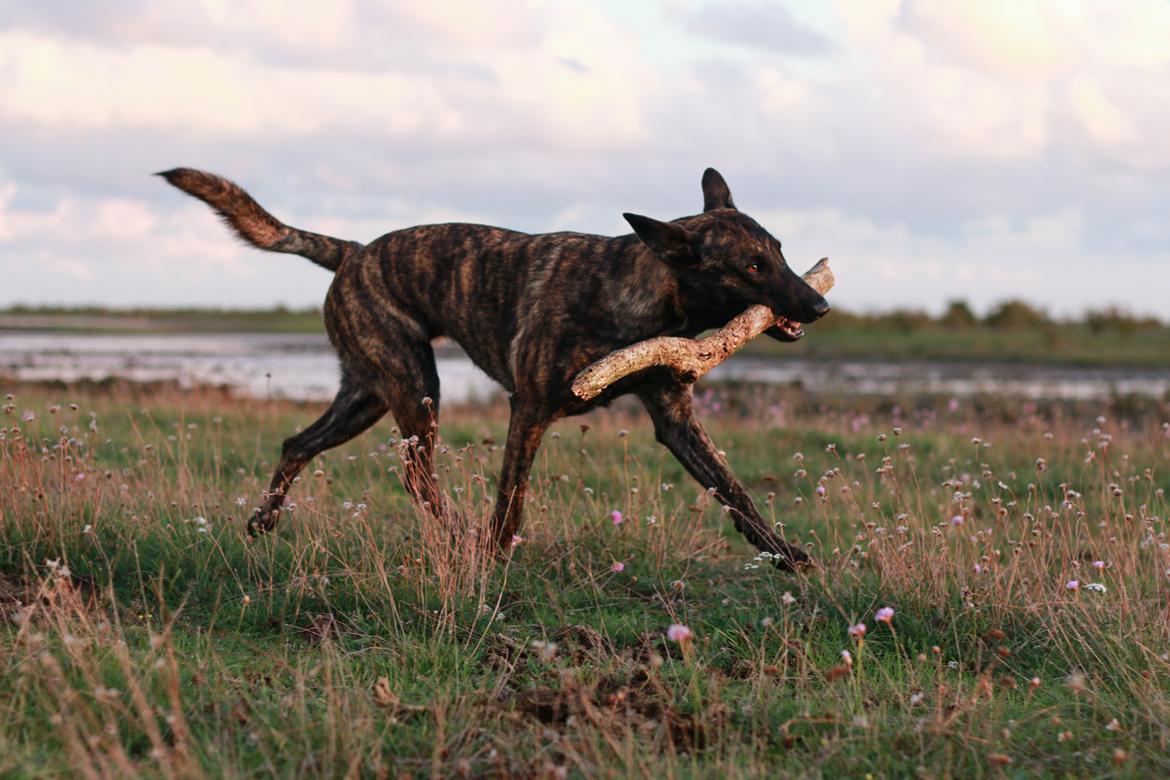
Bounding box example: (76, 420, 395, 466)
(639, 383, 809, 570)
(491, 403, 550, 550)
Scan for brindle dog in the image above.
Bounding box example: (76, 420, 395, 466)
(160, 167, 829, 568)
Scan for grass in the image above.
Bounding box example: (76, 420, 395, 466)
(2, 382, 1170, 777)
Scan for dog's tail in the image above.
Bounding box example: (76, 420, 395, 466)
(156, 168, 361, 272)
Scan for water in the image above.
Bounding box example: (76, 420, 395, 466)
(1, 331, 1166, 403)
(0, 332, 497, 404)
(712, 358, 1170, 401)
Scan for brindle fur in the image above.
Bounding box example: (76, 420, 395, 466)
(159, 167, 829, 569)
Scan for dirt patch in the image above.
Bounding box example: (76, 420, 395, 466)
(727, 639, 809, 680)
(1, 569, 101, 624)
(503, 672, 727, 754)
(509, 686, 575, 725)
(552, 624, 611, 662)
(486, 624, 615, 671)
(297, 613, 339, 644)
(631, 628, 685, 664)
(0, 572, 26, 614)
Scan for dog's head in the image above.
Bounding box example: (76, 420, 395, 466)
(623, 168, 829, 341)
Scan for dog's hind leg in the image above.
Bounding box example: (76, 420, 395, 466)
(639, 382, 810, 570)
(249, 379, 387, 535)
(328, 283, 452, 523)
(378, 344, 449, 518)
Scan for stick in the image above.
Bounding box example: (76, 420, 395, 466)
(571, 258, 834, 401)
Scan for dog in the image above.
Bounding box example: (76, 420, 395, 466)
(160, 167, 829, 568)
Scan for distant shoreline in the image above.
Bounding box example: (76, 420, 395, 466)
(2, 307, 1168, 369)
(3, 330, 1167, 404)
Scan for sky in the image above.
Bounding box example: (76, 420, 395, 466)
(1, 0, 1168, 316)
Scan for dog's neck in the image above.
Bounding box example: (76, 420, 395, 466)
(603, 238, 692, 340)
(621, 240, 743, 338)
(675, 275, 740, 334)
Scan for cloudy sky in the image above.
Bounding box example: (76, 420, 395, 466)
(1, 0, 1168, 315)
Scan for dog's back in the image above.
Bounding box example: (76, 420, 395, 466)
(330, 224, 676, 394)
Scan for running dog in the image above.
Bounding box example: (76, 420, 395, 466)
(160, 167, 829, 568)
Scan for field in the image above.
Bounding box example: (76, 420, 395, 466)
(2, 382, 1170, 777)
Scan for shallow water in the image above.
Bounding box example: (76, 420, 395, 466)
(1, 331, 1166, 403)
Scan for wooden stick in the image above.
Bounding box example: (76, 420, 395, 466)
(571, 258, 834, 401)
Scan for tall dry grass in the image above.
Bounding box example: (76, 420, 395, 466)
(2, 384, 1169, 776)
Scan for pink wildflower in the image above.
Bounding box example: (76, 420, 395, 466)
(667, 624, 693, 643)
(848, 622, 867, 639)
(610, 510, 624, 526)
(611, 561, 625, 573)
(1065, 579, 1079, 591)
(875, 607, 895, 624)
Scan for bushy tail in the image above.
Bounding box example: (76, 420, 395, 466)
(157, 168, 361, 272)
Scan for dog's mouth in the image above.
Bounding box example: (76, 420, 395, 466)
(773, 315, 804, 341)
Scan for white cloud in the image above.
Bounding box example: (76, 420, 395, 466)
(830, 1, 1052, 161)
(829, 0, 1170, 169)
(0, 2, 645, 152)
(756, 203, 1169, 316)
(899, 1, 1075, 79)
(1, 1, 1169, 315)
(0, 31, 451, 136)
(1067, 77, 1137, 148)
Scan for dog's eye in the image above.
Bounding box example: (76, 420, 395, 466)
(746, 261, 761, 274)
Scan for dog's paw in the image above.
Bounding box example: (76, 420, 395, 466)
(246, 508, 279, 537)
(770, 542, 813, 572)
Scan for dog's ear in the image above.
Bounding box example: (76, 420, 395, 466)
(623, 213, 696, 265)
(701, 168, 736, 212)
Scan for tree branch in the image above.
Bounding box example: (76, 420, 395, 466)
(571, 258, 835, 401)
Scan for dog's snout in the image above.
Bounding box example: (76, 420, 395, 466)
(811, 299, 831, 320)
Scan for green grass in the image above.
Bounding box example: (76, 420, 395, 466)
(2, 384, 1170, 777)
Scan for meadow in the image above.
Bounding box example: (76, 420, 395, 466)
(2, 381, 1170, 778)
